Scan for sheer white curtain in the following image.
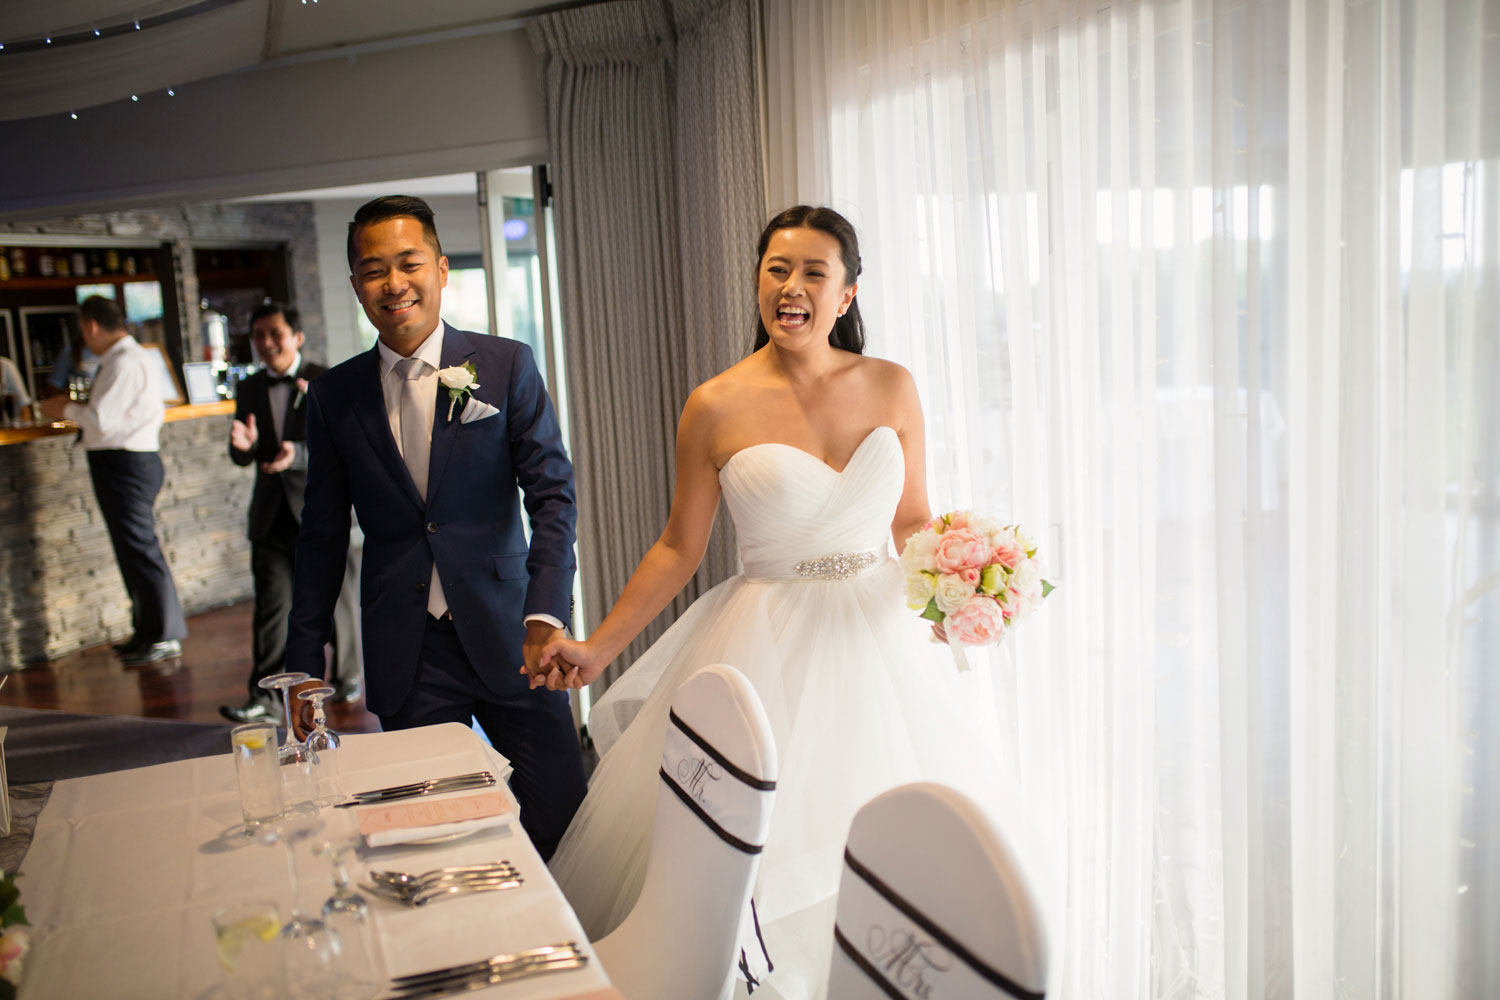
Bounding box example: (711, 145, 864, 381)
(761, 0, 1497, 997)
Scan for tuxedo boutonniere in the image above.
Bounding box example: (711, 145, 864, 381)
(293, 377, 309, 409)
(438, 362, 480, 420)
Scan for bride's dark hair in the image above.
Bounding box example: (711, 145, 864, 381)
(751, 206, 865, 355)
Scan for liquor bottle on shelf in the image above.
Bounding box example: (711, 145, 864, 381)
(123, 253, 138, 276)
(56, 254, 71, 277)
(71, 251, 86, 276)
(9, 248, 26, 277)
(104, 249, 120, 274)
(88, 251, 102, 276)
(37, 250, 55, 277)
(0, 253, 9, 281)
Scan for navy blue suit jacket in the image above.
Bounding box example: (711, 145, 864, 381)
(285, 325, 577, 716)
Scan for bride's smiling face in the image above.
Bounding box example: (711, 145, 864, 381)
(756, 227, 858, 350)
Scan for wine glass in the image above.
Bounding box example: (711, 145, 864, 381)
(314, 835, 383, 1000)
(297, 685, 343, 807)
(257, 672, 310, 759)
(258, 813, 340, 998)
(259, 672, 316, 811)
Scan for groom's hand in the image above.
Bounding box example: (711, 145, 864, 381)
(521, 621, 564, 686)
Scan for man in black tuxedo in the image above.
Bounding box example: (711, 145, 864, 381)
(220, 303, 360, 722)
(285, 196, 587, 858)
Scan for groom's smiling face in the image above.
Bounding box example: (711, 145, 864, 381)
(350, 215, 449, 353)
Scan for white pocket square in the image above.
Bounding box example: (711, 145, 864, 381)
(460, 398, 500, 424)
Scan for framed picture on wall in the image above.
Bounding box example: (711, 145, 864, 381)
(181, 362, 220, 405)
(140, 343, 185, 406)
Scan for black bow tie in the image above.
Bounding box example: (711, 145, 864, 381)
(267, 372, 298, 385)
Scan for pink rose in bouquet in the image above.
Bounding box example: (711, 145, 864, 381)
(944, 595, 1007, 645)
(933, 527, 993, 574)
(901, 510, 1054, 658)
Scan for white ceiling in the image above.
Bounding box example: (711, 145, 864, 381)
(0, 0, 543, 50)
(0, 0, 550, 121)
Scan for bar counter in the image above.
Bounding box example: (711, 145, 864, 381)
(0, 400, 235, 446)
(0, 401, 253, 670)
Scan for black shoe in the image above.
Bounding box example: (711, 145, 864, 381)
(329, 680, 362, 705)
(220, 699, 277, 724)
(111, 636, 144, 654)
(119, 639, 181, 667)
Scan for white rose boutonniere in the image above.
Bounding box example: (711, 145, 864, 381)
(437, 362, 480, 420)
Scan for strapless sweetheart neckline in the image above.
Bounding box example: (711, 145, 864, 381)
(720, 425, 897, 476)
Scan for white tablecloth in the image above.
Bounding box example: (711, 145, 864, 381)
(20, 722, 616, 999)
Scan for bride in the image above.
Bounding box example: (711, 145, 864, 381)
(533, 206, 1013, 999)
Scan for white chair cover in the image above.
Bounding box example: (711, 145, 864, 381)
(827, 782, 1049, 999)
(593, 663, 779, 1000)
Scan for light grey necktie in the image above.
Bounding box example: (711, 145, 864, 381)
(394, 357, 429, 500)
(395, 356, 447, 618)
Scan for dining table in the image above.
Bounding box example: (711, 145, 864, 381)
(18, 721, 620, 999)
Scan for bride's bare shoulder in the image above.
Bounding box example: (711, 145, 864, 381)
(849, 355, 918, 396)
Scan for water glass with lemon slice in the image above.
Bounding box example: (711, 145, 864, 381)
(231, 721, 284, 831)
(213, 900, 285, 999)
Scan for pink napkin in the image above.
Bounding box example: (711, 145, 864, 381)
(357, 790, 514, 846)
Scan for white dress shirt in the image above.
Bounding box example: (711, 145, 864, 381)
(266, 351, 303, 443)
(64, 336, 163, 451)
(376, 324, 561, 631)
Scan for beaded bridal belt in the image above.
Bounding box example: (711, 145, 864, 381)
(741, 549, 885, 581)
(792, 550, 883, 581)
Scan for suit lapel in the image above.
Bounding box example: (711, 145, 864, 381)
(425, 324, 472, 501)
(350, 346, 426, 512)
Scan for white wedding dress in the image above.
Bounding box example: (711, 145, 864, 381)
(550, 426, 1012, 999)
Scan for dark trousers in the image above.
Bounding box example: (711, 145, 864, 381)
(378, 618, 588, 860)
(248, 500, 361, 700)
(248, 501, 298, 699)
(86, 450, 187, 646)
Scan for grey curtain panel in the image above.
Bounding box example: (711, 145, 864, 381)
(528, 0, 764, 693)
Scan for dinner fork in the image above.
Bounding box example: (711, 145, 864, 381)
(365, 872, 525, 907)
(369, 861, 518, 892)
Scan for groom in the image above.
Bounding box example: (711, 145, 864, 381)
(284, 195, 587, 857)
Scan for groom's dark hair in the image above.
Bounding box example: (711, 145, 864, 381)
(347, 195, 444, 271)
(751, 205, 865, 355)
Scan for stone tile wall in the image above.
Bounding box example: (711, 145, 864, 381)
(0, 413, 252, 669)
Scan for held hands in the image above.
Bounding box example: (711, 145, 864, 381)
(259, 441, 295, 475)
(520, 622, 574, 692)
(519, 627, 608, 692)
(230, 413, 258, 452)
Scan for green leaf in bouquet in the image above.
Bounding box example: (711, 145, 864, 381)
(2, 903, 25, 927)
(1042, 579, 1056, 597)
(0, 884, 17, 915)
(920, 598, 945, 624)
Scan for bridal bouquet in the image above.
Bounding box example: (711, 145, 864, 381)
(901, 511, 1053, 652)
(0, 870, 28, 999)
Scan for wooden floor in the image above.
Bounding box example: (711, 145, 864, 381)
(0, 601, 382, 734)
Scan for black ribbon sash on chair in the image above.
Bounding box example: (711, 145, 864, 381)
(657, 708, 776, 855)
(834, 848, 1046, 1000)
(657, 707, 779, 991)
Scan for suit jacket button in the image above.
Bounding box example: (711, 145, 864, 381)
(415, 582, 427, 593)
(426, 522, 437, 533)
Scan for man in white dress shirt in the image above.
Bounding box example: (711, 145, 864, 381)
(38, 296, 186, 665)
